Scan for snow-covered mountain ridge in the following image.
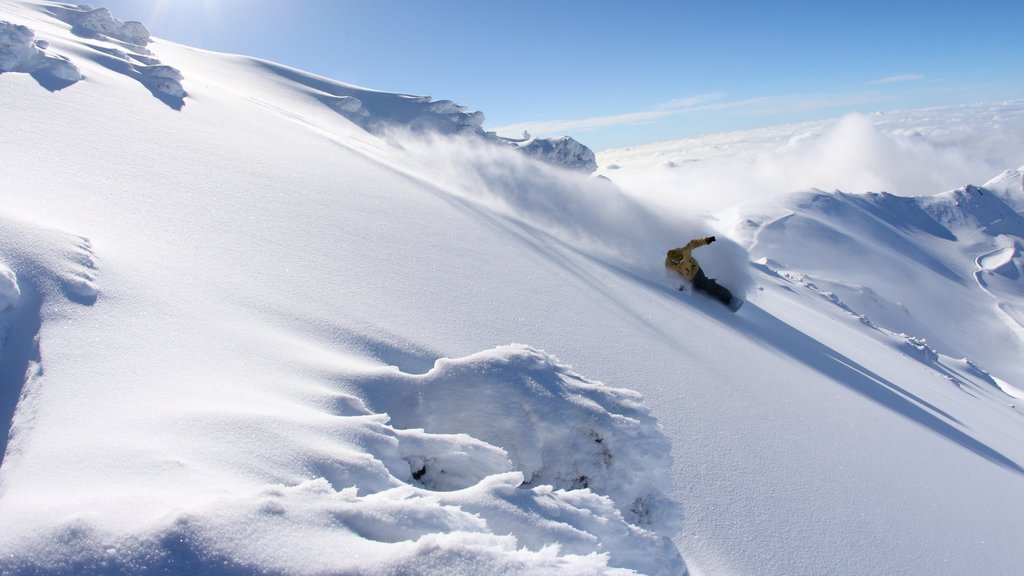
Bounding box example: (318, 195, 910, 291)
(3, 1, 1024, 575)
(0, 1, 595, 170)
(732, 178, 1024, 395)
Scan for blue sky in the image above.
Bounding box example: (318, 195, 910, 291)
(98, 0, 1021, 150)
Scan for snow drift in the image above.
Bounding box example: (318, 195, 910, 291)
(0, 19, 81, 88)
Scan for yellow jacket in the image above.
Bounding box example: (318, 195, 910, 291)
(665, 237, 714, 281)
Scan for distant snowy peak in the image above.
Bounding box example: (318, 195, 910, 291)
(984, 165, 1024, 214)
(734, 173, 1024, 396)
(736, 176, 1024, 249)
(920, 183, 1024, 237)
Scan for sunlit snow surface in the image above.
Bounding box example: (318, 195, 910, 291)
(3, 1, 1024, 575)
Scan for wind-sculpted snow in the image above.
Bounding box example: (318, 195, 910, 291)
(350, 345, 681, 534)
(46, 5, 150, 46)
(255, 60, 597, 172)
(1, 4, 185, 106)
(0, 20, 81, 89)
(78, 38, 186, 108)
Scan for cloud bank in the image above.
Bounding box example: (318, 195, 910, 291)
(599, 101, 1024, 213)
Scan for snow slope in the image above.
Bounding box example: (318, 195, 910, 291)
(3, 2, 1024, 575)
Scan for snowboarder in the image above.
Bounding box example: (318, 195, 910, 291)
(666, 236, 741, 311)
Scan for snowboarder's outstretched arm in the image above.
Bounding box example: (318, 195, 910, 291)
(686, 236, 715, 251)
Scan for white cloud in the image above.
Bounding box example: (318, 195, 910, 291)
(492, 93, 727, 137)
(492, 91, 902, 139)
(870, 74, 925, 85)
(598, 100, 1024, 214)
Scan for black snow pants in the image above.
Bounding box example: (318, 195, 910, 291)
(693, 269, 733, 306)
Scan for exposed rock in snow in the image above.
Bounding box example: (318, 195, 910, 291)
(511, 136, 599, 173)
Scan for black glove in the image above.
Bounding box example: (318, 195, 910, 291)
(708, 236, 716, 243)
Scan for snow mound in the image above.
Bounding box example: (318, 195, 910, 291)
(0, 344, 683, 575)
(0, 20, 81, 87)
(16, 3, 187, 106)
(352, 345, 681, 533)
(0, 210, 97, 463)
(47, 5, 150, 47)
(0, 211, 98, 309)
(136, 62, 185, 98)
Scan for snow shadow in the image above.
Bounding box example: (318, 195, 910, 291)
(0, 21, 82, 91)
(0, 523, 274, 576)
(82, 47, 186, 110)
(0, 68, 74, 91)
(0, 280, 40, 466)
(740, 303, 1024, 475)
(0, 223, 98, 467)
(26, 68, 78, 91)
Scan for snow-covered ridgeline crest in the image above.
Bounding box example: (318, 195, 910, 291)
(259, 59, 598, 172)
(4, 1, 596, 170)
